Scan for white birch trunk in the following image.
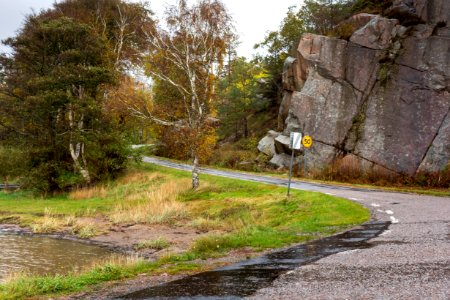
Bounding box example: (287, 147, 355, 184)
(68, 104, 91, 184)
(192, 155, 200, 189)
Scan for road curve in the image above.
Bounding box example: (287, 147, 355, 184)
(143, 156, 450, 299)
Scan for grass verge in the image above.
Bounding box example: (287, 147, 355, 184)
(145, 156, 450, 197)
(0, 162, 369, 299)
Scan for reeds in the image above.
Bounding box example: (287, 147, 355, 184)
(110, 179, 191, 225)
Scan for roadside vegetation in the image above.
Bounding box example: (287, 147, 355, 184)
(0, 0, 447, 297)
(0, 163, 369, 299)
(0, 255, 203, 300)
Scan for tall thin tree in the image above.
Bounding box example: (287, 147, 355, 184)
(127, 0, 235, 188)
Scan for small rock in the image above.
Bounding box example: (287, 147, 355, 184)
(269, 153, 291, 169)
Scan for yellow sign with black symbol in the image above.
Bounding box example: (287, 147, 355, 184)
(302, 135, 313, 148)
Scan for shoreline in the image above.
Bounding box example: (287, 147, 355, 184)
(0, 216, 378, 300)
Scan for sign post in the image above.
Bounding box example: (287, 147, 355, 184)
(301, 135, 313, 176)
(287, 132, 302, 197)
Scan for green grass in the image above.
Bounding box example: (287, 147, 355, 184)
(134, 238, 172, 251)
(0, 192, 115, 216)
(0, 162, 369, 299)
(146, 155, 450, 197)
(0, 256, 184, 300)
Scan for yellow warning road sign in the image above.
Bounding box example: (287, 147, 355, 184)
(302, 135, 313, 148)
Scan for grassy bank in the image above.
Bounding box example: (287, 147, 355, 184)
(143, 156, 450, 197)
(0, 255, 204, 300)
(0, 162, 369, 299)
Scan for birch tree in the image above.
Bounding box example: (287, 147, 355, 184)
(140, 0, 235, 188)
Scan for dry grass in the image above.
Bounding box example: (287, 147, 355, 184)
(309, 155, 398, 185)
(117, 171, 162, 185)
(310, 155, 450, 188)
(134, 238, 171, 251)
(68, 172, 163, 201)
(69, 186, 108, 200)
(110, 179, 191, 225)
(30, 208, 61, 233)
(71, 220, 99, 238)
(190, 217, 223, 232)
(86, 254, 143, 271)
(31, 217, 60, 233)
(64, 215, 77, 226)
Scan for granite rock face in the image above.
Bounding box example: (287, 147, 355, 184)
(262, 0, 450, 175)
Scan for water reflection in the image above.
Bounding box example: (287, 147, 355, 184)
(0, 231, 113, 282)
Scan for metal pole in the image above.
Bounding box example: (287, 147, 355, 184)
(287, 149, 295, 197)
(303, 152, 306, 178)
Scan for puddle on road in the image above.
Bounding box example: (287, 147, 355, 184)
(117, 221, 390, 300)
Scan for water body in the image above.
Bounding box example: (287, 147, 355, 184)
(118, 221, 390, 299)
(0, 230, 113, 282)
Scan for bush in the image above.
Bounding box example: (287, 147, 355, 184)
(309, 156, 450, 189)
(350, 0, 393, 15)
(210, 148, 259, 171)
(0, 146, 26, 185)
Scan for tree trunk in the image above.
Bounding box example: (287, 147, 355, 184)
(192, 155, 200, 189)
(244, 117, 249, 139)
(68, 106, 91, 184)
(69, 142, 91, 184)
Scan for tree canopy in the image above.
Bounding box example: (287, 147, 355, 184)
(217, 57, 268, 140)
(0, 2, 142, 193)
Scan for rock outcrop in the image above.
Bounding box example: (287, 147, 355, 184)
(260, 0, 450, 175)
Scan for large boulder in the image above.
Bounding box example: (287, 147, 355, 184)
(386, 0, 450, 25)
(298, 34, 348, 80)
(257, 130, 280, 156)
(413, 0, 450, 25)
(343, 13, 378, 30)
(386, 0, 423, 25)
(274, 135, 291, 154)
(350, 16, 399, 50)
(275, 0, 450, 175)
(269, 153, 291, 169)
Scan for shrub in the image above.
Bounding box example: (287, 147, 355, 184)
(0, 146, 26, 185)
(309, 155, 450, 188)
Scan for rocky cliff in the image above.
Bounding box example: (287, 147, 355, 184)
(259, 0, 450, 176)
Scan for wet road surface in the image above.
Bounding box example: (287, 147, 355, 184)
(117, 222, 389, 299)
(122, 157, 449, 299)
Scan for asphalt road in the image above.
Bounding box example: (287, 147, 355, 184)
(143, 157, 450, 299)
